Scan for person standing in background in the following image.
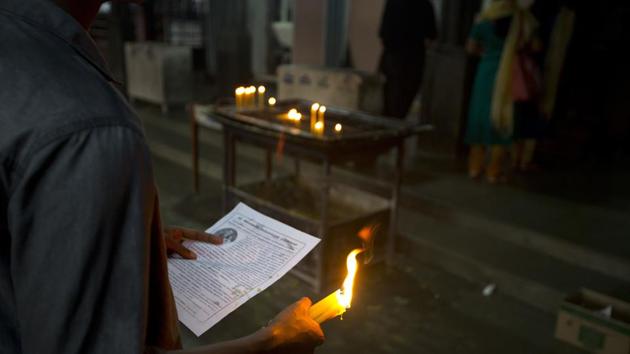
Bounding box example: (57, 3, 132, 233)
(379, 0, 437, 119)
(511, 1, 544, 173)
(464, 0, 538, 183)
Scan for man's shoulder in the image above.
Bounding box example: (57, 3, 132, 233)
(0, 11, 143, 173)
(0, 12, 136, 126)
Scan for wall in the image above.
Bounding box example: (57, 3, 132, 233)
(247, 0, 270, 78)
(347, 0, 385, 72)
(292, 0, 327, 66)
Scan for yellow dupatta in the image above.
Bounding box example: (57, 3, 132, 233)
(477, 0, 517, 22)
(479, 0, 538, 137)
(542, 7, 576, 117)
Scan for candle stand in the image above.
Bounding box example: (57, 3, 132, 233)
(190, 99, 431, 293)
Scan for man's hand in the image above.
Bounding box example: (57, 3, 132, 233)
(262, 298, 325, 354)
(163, 298, 324, 354)
(164, 226, 222, 259)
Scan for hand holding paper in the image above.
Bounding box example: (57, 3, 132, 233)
(164, 226, 223, 259)
(167, 203, 320, 336)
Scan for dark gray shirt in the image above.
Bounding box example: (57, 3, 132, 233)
(0, 0, 180, 352)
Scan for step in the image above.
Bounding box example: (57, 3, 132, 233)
(327, 166, 630, 286)
(409, 175, 630, 259)
(396, 257, 586, 354)
(398, 208, 630, 313)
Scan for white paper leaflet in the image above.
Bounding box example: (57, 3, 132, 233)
(168, 203, 320, 336)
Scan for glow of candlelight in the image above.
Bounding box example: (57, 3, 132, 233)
(268, 97, 276, 106)
(257, 86, 266, 109)
(309, 249, 364, 324)
(314, 120, 324, 131)
(246, 86, 256, 108)
(235, 87, 245, 109)
(310, 103, 320, 130)
(318, 105, 326, 123)
(334, 123, 342, 133)
(287, 108, 302, 121)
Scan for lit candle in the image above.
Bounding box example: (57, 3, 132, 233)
(268, 97, 276, 107)
(287, 108, 302, 122)
(318, 105, 327, 127)
(310, 103, 320, 130)
(309, 249, 364, 323)
(334, 123, 342, 133)
(247, 86, 256, 108)
(242, 87, 248, 109)
(257, 86, 266, 110)
(235, 87, 245, 110)
(243, 86, 248, 108)
(313, 120, 324, 135)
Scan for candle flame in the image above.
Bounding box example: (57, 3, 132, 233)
(314, 121, 324, 130)
(311, 103, 320, 112)
(268, 97, 276, 105)
(334, 123, 342, 132)
(336, 248, 364, 309)
(288, 108, 302, 121)
(235, 87, 245, 95)
(258, 85, 266, 93)
(319, 105, 327, 113)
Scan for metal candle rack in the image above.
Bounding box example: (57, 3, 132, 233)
(193, 99, 431, 293)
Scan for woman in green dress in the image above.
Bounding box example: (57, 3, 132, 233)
(465, 0, 538, 183)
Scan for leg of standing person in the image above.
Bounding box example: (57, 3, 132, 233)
(381, 51, 405, 118)
(521, 139, 537, 169)
(381, 50, 423, 119)
(487, 145, 508, 183)
(468, 145, 486, 178)
(513, 101, 544, 171)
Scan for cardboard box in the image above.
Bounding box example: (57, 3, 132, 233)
(556, 289, 630, 354)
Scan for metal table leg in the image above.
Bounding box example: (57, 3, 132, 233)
(190, 104, 200, 193)
(265, 149, 273, 182)
(386, 143, 404, 266)
(223, 131, 236, 213)
(316, 159, 332, 293)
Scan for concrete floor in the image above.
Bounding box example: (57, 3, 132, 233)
(135, 102, 624, 354)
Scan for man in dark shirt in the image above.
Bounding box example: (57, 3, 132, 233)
(379, 0, 437, 119)
(0, 0, 323, 353)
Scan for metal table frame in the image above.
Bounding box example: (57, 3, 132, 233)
(190, 102, 428, 291)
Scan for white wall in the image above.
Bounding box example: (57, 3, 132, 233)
(347, 0, 386, 72)
(247, 0, 269, 77)
(292, 0, 327, 66)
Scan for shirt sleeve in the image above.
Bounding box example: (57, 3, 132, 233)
(7, 125, 176, 354)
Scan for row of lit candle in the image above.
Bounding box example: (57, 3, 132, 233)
(235, 85, 269, 110)
(280, 104, 342, 135)
(310, 103, 342, 134)
(233, 88, 342, 135)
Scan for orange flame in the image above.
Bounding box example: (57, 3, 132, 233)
(335, 248, 364, 309)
